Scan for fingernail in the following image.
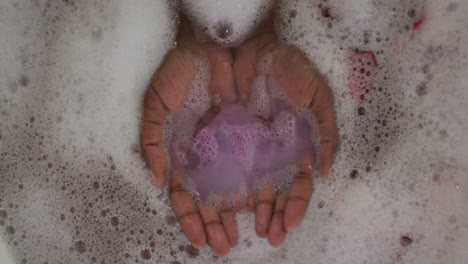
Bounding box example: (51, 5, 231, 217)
(150, 172, 163, 187)
(190, 242, 205, 250)
(285, 223, 298, 232)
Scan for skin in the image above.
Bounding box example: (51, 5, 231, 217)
(141, 15, 237, 257)
(141, 11, 338, 256)
(233, 13, 338, 246)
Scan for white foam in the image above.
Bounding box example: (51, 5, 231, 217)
(181, 0, 274, 46)
(1, 0, 468, 263)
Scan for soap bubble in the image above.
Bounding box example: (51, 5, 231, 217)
(1, 0, 468, 263)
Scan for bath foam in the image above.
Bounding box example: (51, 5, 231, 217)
(176, 103, 314, 199)
(165, 58, 316, 201)
(1, 0, 468, 263)
(180, 0, 274, 46)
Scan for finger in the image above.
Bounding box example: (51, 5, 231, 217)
(233, 193, 247, 212)
(141, 84, 168, 187)
(247, 192, 256, 212)
(233, 44, 258, 104)
(180, 15, 237, 105)
(255, 185, 275, 237)
(234, 200, 244, 213)
(268, 193, 287, 248)
(169, 169, 206, 249)
(233, 16, 278, 105)
(204, 45, 237, 104)
(284, 162, 314, 232)
(308, 76, 338, 177)
(144, 147, 168, 187)
(199, 203, 231, 257)
(220, 201, 239, 247)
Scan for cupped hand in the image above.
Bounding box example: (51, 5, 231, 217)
(140, 15, 238, 257)
(233, 13, 339, 247)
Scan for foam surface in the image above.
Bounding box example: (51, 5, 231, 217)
(1, 0, 468, 263)
(181, 0, 273, 46)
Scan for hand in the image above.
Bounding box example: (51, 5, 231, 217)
(140, 15, 238, 256)
(233, 13, 338, 247)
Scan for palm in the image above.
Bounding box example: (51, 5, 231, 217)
(141, 16, 238, 256)
(141, 11, 338, 254)
(233, 15, 338, 247)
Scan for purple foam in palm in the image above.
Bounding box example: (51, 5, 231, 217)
(171, 99, 316, 199)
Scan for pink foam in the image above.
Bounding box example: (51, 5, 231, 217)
(171, 100, 317, 198)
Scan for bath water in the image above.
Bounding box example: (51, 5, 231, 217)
(1, 0, 467, 263)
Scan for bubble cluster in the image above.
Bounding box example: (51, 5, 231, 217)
(180, 0, 274, 47)
(192, 128, 219, 164)
(160, 47, 319, 201)
(271, 111, 297, 146)
(275, 0, 468, 263)
(168, 98, 315, 201)
(1, 0, 468, 263)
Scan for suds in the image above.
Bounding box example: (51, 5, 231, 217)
(180, 0, 274, 47)
(164, 57, 316, 202)
(1, 0, 468, 263)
